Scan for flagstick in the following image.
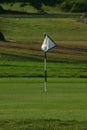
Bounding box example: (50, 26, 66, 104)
(44, 52, 47, 92)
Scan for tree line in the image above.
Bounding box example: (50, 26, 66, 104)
(0, 0, 87, 12)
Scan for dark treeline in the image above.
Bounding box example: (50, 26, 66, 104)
(0, 0, 87, 12)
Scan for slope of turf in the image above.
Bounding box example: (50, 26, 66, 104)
(0, 40, 87, 78)
(0, 17, 87, 64)
(1, 1, 87, 13)
(0, 41, 87, 62)
(1, 18, 87, 42)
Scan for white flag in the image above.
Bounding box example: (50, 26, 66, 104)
(41, 34, 56, 52)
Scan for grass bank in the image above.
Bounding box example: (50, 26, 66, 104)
(1, 18, 87, 42)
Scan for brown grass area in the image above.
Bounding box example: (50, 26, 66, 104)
(0, 41, 87, 62)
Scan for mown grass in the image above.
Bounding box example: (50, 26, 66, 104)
(0, 78, 87, 129)
(0, 78, 87, 120)
(0, 61, 87, 78)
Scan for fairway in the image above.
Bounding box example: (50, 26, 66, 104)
(0, 78, 87, 121)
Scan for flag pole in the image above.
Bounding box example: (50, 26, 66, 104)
(41, 33, 56, 92)
(44, 52, 47, 92)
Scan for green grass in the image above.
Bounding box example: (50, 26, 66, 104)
(0, 3, 63, 14)
(0, 78, 87, 129)
(1, 18, 87, 42)
(0, 16, 87, 129)
(0, 17, 87, 64)
(1, 3, 38, 13)
(1, 120, 87, 130)
(0, 120, 87, 130)
(0, 61, 87, 78)
(0, 78, 87, 120)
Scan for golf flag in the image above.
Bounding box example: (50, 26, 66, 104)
(41, 33, 56, 92)
(41, 34, 56, 52)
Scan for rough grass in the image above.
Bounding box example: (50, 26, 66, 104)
(0, 2, 68, 14)
(0, 41, 87, 62)
(0, 119, 87, 130)
(1, 18, 87, 42)
(1, 3, 38, 13)
(0, 17, 87, 64)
